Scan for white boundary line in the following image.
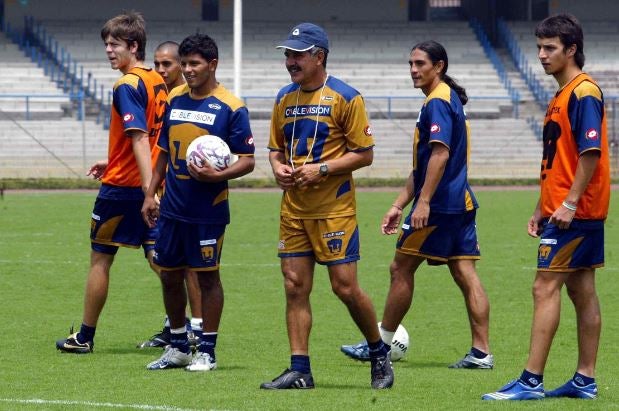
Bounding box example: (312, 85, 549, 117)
(0, 398, 209, 411)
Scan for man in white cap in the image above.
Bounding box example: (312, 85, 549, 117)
(260, 22, 394, 390)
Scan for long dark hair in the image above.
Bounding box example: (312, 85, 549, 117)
(411, 40, 468, 105)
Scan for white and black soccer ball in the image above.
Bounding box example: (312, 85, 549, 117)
(379, 322, 409, 361)
(186, 134, 238, 171)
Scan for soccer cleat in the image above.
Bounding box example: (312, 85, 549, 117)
(185, 352, 217, 372)
(545, 379, 598, 399)
(137, 328, 171, 349)
(260, 369, 315, 389)
(482, 379, 545, 400)
(449, 351, 494, 369)
(370, 353, 394, 389)
(56, 331, 93, 354)
(340, 341, 370, 362)
(146, 346, 192, 370)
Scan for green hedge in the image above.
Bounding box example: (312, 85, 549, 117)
(0, 177, 546, 190)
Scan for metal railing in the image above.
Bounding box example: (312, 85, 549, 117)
(470, 18, 521, 118)
(0, 92, 84, 120)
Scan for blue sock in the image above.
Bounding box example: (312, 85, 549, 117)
(199, 332, 218, 359)
(169, 328, 190, 354)
(77, 323, 96, 343)
(573, 372, 595, 386)
(470, 347, 488, 359)
(291, 355, 311, 374)
(519, 369, 543, 388)
(368, 338, 389, 359)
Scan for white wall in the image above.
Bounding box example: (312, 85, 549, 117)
(5, 0, 410, 26)
(219, 0, 409, 22)
(4, 0, 202, 27)
(548, 0, 619, 20)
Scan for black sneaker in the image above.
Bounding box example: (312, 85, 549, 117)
(260, 368, 315, 389)
(370, 353, 394, 389)
(137, 328, 171, 349)
(56, 330, 93, 354)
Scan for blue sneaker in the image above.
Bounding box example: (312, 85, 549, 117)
(340, 341, 370, 362)
(482, 379, 545, 400)
(546, 379, 597, 399)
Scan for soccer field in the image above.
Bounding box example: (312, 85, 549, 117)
(0, 189, 617, 410)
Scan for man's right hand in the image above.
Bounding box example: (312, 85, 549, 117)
(87, 160, 108, 180)
(273, 163, 296, 190)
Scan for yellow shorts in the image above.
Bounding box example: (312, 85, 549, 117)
(278, 215, 360, 265)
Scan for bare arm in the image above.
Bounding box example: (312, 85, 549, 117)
(527, 197, 543, 237)
(291, 149, 373, 188)
(382, 169, 414, 235)
(550, 151, 600, 229)
(188, 155, 255, 183)
(142, 150, 167, 228)
(411, 143, 449, 229)
(128, 130, 153, 194)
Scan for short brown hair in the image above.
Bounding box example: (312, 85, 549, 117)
(101, 11, 146, 61)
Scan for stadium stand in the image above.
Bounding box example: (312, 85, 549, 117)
(0, 119, 108, 178)
(1, 18, 548, 179)
(506, 20, 619, 95)
(0, 31, 71, 120)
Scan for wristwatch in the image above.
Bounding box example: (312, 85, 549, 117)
(319, 162, 329, 176)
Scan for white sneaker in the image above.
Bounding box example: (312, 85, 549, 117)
(185, 351, 217, 372)
(146, 346, 192, 370)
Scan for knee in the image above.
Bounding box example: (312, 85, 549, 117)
(566, 283, 597, 307)
(282, 270, 308, 300)
(531, 279, 557, 302)
(389, 262, 412, 289)
(331, 280, 356, 303)
(197, 272, 221, 290)
(160, 271, 184, 289)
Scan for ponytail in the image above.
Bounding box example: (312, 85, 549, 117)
(443, 74, 468, 105)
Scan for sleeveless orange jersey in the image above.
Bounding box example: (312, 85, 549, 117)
(540, 73, 610, 220)
(101, 67, 167, 187)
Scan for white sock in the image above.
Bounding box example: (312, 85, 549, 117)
(163, 316, 170, 328)
(190, 317, 203, 331)
(170, 326, 187, 334)
(378, 323, 395, 346)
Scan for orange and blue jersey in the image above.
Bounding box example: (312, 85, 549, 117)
(540, 73, 610, 220)
(100, 66, 167, 199)
(413, 81, 477, 213)
(268, 76, 374, 219)
(157, 83, 255, 224)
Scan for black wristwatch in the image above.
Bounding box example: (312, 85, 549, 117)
(319, 162, 329, 176)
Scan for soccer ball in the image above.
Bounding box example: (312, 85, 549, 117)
(186, 135, 237, 171)
(379, 322, 409, 361)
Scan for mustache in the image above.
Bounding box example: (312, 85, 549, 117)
(287, 65, 301, 73)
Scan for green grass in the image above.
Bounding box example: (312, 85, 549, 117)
(0, 189, 617, 410)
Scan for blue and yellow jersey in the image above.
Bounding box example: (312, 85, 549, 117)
(268, 76, 374, 219)
(100, 67, 167, 197)
(413, 81, 477, 213)
(540, 73, 610, 220)
(158, 83, 255, 224)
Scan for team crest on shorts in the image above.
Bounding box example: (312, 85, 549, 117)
(278, 240, 285, 249)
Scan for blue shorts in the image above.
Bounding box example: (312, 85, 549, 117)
(537, 219, 605, 272)
(154, 216, 226, 272)
(90, 197, 158, 256)
(278, 215, 360, 266)
(396, 210, 480, 264)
